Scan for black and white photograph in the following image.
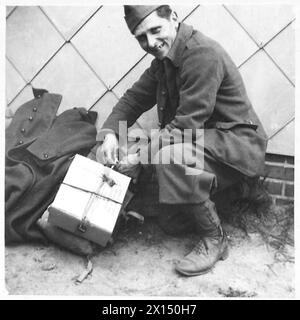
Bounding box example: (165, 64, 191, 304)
(2, 1, 297, 300)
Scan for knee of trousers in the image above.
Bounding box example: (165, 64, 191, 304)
(152, 143, 205, 169)
(152, 144, 217, 204)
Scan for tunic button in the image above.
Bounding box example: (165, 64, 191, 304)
(19, 140, 23, 145)
(159, 106, 164, 111)
(43, 153, 49, 159)
(29, 116, 33, 121)
(162, 91, 166, 95)
(33, 107, 37, 112)
(21, 128, 25, 133)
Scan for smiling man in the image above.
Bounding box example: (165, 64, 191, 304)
(99, 5, 267, 276)
(133, 6, 178, 59)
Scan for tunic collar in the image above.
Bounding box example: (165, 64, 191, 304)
(165, 23, 194, 67)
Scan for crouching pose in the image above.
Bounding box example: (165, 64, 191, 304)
(99, 5, 267, 276)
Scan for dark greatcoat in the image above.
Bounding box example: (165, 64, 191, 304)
(5, 90, 97, 244)
(102, 23, 268, 204)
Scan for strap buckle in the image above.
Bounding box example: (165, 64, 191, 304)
(78, 217, 88, 233)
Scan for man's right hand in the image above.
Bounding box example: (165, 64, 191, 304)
(97, 132, 119, 165)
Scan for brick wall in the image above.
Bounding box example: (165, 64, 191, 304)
(264, 153, 294, 205)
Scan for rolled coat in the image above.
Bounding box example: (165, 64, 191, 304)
(5, 91, 97, 243)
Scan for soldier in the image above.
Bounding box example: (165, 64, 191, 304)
(99, 5, 267, 276)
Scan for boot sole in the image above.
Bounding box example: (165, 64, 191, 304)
(175, 246, 229, 277)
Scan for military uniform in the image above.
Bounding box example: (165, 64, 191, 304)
(101, 6, 269, 276)
(5, 90, 97, 244)
(102, 22, 268, 203)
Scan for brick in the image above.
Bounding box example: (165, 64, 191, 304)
(286, 156, 294, 165)
(264, 179, 283, 195)
(265, 153, 286, 164)
(275, 197, 294, 206)
(285, 183, 294, 197)
(265, 164, 285, 180)
(284, 167, 294, 181)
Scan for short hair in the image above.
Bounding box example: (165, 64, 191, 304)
(156, 5, 172, 20)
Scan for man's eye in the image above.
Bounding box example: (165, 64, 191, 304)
(151, 27, 161, 34)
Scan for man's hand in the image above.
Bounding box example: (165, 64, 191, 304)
(116, 152, 141, 183)
(97, 132, 119, 165)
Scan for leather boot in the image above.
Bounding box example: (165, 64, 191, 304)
(157, 204, 195, 236)
(175, 199, 229, 276)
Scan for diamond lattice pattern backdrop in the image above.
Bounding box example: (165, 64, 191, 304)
(6, 5, 295, 156)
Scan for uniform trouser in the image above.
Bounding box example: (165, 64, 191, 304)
(150, 141, 244, 234)
(152, 142, 244, 205)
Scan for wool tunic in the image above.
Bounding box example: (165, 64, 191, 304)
(102, 23, 267, 204)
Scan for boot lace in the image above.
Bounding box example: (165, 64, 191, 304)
(192, 239, 208, 255)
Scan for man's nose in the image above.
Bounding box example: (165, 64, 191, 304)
(146, 34, 157, 48)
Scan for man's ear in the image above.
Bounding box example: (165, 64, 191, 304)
(171, 11, 179, 30)
(171, 10, 178, 21)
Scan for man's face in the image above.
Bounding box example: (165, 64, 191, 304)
(133, 10, 178, 60)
